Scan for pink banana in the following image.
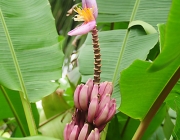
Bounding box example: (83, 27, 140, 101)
(90, 84, 99, 101)
(88, 97, 98, 123)
(87, 130, 95, 140)
(69, 125, 79, 140)
(63, 124, 70, 140)
(99, 81, 108, 96)
(94, 128, 100, 140)
(106, 103, 116, 123)
(74, 84, 83, 110)
(86, 78, 94, 97)
(79, 85, 89, 111)
(78, 123, 88, 140)
(94, 103, 109, 126)
(100, 82, 113, 100)
(64, 122, 75, 140)
(97, 94, 110, 115)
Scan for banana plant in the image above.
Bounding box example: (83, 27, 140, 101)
(0, 0, 179, 140)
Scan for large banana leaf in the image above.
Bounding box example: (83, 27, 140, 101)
(0, 0, 64, 102)
(119, 0, 180, 120)
(78, 0, 171, 108)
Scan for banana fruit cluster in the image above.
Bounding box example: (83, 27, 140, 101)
(64, 79, 116, 140)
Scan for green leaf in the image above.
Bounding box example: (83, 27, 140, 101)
(38, 110, 72, 140)
(165, 80, 180, 110)
(128, 20, 157, 34)
(0, 136, 59, 140)
(42, 91, 70, 119)
(119, 59, 179, 119)
(163, 112, 174, 140)
(157, 24, 166, 50)
(149, 0, 180, 71)
(148, 126, 166, 140)
(119, 0, 180, 119)
(97, 0, 171, 27)
(172, 99, 180, 139)
(0, 0, 64, 102)
(121, 118, 140, 140)
(67, 67, 81, 88)
(106, 115, 121, 140)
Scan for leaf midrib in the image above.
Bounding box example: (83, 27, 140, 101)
(111, 0, 140, 84)
(0, 9, 27, 98)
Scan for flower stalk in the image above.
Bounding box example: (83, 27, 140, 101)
(92, 26, 101, 85)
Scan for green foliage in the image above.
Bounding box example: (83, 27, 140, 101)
(0, 0, 180, 139)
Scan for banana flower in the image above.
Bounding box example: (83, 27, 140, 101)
(68, 0, 98, 36)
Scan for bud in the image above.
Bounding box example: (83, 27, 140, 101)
(87, 130, 95, 140)
(78, 123, 88, 140)
(79, 85, 89, 111)
(69, 125, 79, 140)
(94, 104, 109, 126)
(74, 84, 83, 110)
(88, 97, 98, 123)
(90, 84, 98, 101)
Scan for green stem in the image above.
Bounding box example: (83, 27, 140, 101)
(132, 67, 180, 140)
(0, 86, 27, 136)
(19, 92, 38, 136)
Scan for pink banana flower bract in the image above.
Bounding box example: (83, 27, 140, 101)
(68, 0, 98, 36)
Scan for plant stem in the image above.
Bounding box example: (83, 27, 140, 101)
(132, 67, 180, 140)
(92, 26, 101, 85)
(19, 92, 38, 136)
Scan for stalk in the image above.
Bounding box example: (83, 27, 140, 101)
(92, 26, 101, 85)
